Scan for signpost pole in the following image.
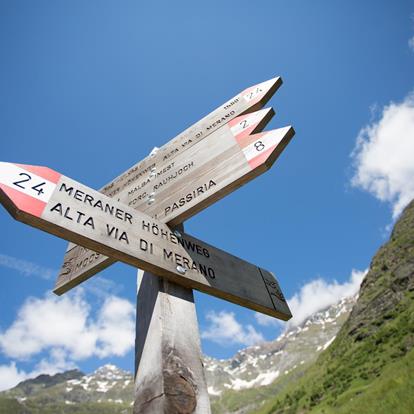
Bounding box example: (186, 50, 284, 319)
(134, 225, 211, 414)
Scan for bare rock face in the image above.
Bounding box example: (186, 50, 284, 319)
(345, 199, 414, 343)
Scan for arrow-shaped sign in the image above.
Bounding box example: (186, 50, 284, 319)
(101, 77, 282, 199)
(0, 162, 291, 320)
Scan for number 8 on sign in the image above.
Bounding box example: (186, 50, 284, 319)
(254, 141, 265, 152)
(240, 126, 292, 169)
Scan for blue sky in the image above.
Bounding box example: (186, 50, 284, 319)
(0, 1, 413, 389)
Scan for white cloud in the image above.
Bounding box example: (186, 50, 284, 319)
(351, 93, 414, 218)
(256, 269, 366, 328)
(0, 350, 77, 392)
(0, 253, 56, 280)
(201, 311, 264, 346)
(409, 36, 414, 52)
(33, 348, 76, 376)
(0, 292, 135, 363)
(84, 276, 123, 299)
(0, 253, 122, 299)
(0, 362, 28, 391)
(0, 292, 135, 390)
(254, 313, 278, 327)
(94, 296, 136, 357)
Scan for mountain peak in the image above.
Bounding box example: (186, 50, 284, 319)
(94, 364, 128, 377)
(204, 293, 357, 395)
(4, 369, 84, 398)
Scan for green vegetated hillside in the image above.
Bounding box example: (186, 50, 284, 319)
(253, 200, 414, 414)
(0, 399, 130, 414)
(208, 295, 356, 414)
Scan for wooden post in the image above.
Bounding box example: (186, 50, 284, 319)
(134, 225, 211, 414)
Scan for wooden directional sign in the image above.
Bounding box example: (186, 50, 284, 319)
(56, 108, 294, 295)
(57, 77, 285, 295)
(101, 76, 282, 199)
(0, 162, 292, 320)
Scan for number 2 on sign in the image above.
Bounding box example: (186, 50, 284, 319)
(13, 173, 46, 196)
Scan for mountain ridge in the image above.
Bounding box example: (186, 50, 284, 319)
(0, 294, 357, 414)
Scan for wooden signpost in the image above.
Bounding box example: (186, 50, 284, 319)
(56, 108, 294, 296)
(0, 77, 295, 414)
(59, 77, 283, 294)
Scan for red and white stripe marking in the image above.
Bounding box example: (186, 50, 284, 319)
(228, 108, 273, 140)
(242, 77, 280, 105)
(0, 162, 60, 217)
(237, 126, 292, 169)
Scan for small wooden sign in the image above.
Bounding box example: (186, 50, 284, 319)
(101, 77, 282, 199)
(0, 162, 292, 320)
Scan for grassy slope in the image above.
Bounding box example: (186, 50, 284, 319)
(211, 363, 312, 414)
(254, 200, 414, 414)
(0, 398, 131, 414)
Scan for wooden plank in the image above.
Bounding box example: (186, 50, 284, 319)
(134, 247, 211, 412)
(55, 116, 294, 291)
(0, 162, 292, 319)
(101, 77, 282, 199)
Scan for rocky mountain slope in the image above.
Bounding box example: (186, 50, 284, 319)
(205, 296, 356, 413)
(254, 199, 414, 414)
(0, 296, 356, 414)
(205, 296, 355, 395)
(0, 365, 133, 414)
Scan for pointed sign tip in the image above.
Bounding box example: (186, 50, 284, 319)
(0, 162, 60, 219)
(261, 125, 295, 168)
(254, 76, 282, 88)
(256, 76, 283, 92)
(229, 107, 275, 138)
(241, 76, 282, 109)
(239, 125, 295, 170)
